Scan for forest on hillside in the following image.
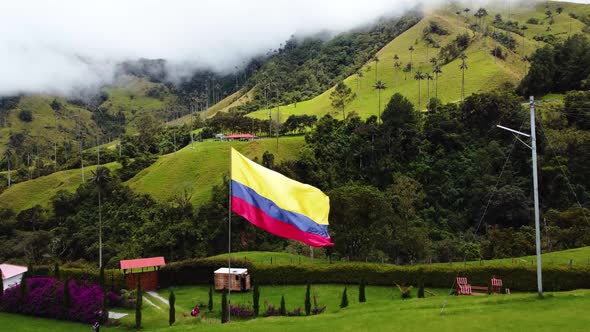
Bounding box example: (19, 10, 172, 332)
(0, 5, 590, 267)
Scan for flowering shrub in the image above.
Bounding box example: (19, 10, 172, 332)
(229, 304, 255, 319)
(0, 278, 104, 324)
(286, 307, 302, 316)
(107, 291, 122, 307)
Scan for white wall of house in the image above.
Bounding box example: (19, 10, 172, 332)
(3, 273, 24, 291)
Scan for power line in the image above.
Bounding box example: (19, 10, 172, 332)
(536, 120, 590, 226)
(473, 119, 526, 234)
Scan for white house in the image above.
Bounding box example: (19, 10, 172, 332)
(1, 264, 28, 291)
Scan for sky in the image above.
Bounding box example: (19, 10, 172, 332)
(0, 0, 587, 96)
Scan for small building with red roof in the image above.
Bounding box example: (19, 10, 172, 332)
(223, 134, 256, 141)
(1, 263, 28, 291)
(120, 256, 165, 291)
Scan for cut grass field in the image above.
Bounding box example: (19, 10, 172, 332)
(2, 285, 590, 331)
(126, 135, 305, 207)
(0, 162, 121, 212)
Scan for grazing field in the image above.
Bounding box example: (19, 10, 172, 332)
(2, 285, 590, 331)
(0, 161, 121, 212)
(126, 135, 305, 207)
(248, 2, 590, 121)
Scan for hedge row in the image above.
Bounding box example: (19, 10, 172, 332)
(159, 258, 252, 288)
(160, 259, 590, 292)
(29, 266, 126, 292)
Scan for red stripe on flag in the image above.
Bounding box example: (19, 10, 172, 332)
(231, 196, 334, 247)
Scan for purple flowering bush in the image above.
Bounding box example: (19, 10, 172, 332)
(229, 304, 255, 319)
(0, 278, 104, 324)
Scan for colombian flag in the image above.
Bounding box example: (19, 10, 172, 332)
(230, 148, 333, 247)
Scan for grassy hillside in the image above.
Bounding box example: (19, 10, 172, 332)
(126, 135, 305, 207)
(0, 96, 101, 154)
(0, 162, 121, 212)
(210, 245, 590, 267)
(248, 2, 590, 121)
(100, 76, 176, 133)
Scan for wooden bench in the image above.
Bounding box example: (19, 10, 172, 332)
(456, 276, 505, 296)
(491, 276, 503, 294)
(456, 277, 472, 295)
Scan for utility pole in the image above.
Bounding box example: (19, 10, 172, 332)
(497, 96, 542, 297)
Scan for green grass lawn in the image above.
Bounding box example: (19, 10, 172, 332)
(2, 285, 590, 331)
(126, 135, 305, 207)
(0, 162, 121, 212)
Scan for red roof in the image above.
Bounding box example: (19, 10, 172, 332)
(0, 264, 27, 280)
(225, 134, 255, 139)
(120, 257, 165, 270)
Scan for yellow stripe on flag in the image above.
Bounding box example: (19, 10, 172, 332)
(231, 148, 330, 225)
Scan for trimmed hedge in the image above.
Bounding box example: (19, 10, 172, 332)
(159, 258, 590, 292)
(28, 266, 126, 292)
(159, 258, 252, 288)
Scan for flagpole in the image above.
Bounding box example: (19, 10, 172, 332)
(228, 147, 232, 321)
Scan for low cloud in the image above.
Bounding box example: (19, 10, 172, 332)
(0, 0, 543, 96)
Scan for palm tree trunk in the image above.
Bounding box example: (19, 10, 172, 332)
(99, 190, 102, 269)
(418, 81, 421, 110)
(461, 69, 465, 102)
(378, 90, 381, 123)
(435, 74, 438, 99)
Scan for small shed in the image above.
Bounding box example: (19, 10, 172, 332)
(120, 257, 165, 291)
(0, 263, 28, 291)
(214, 268, 251, 292)
(224, 134, 256, 141)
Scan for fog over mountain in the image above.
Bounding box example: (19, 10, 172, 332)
(0, 0, 552, 96)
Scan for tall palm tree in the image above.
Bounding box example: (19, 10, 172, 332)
(408, 46, 415, 75)
(521, 25, 528, 64)
(394, 60, 401, 90)
(373, 80, 387, 123)
(459, 53, 468, 102)
(356, 70, 364, 105)
(425, 72, 434, 101)
(414, 71, 425, 110)
(433, 65, 442, 99)
(3, 149, 12, 187)
(373, 56, 380, 82)
(91, 166, 111, 268)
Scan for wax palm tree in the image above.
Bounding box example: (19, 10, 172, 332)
(433, 65, 442, 99)
(373, 56, 380, 82)
(521, 25, 528, 62)
(393, 61, 401, 90)
(459, 53, 468, 102)
(425, 72, 433, 101)
(373, 80, 387, 123)
(393, 54, 400, 88)
(414, 71, 425, 110)
(91, 166, 112, 268)
(356, 70, 364, 104)
(2, 149, 13, 187)
(408, 46, 415, 75)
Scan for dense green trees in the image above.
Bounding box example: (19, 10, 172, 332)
(238, 13, 420, 112)
(518, 34, 590, 96)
